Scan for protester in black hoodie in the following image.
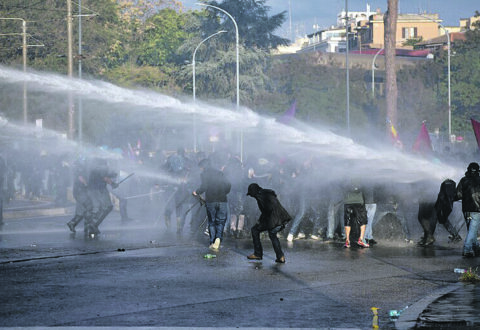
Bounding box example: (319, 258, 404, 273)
(246, 183, 292, 263)
(456, 162, 480, 257)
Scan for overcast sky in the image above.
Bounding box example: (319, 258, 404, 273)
(181, 0, 479, 40)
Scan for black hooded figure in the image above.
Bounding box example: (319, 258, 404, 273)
(434, 179, 461, 240)
(417, 179, 461, 246)
(456, 162, 480, 257)
(246, 183, 292, 263)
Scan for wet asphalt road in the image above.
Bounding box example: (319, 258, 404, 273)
(1, 206, 480, 329)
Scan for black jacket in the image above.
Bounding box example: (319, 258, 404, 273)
(247, 183, 292, 230)
(456, 173, 480, 212)
(434, 179, 456, 222)
(196, 167, 231, 203)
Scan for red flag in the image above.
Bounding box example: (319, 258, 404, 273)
(471, 118, 480, 150)
(413, 121, 433, 155)
(277, 100, 296, 124)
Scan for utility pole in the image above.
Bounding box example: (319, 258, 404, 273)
(0, 18, 28, 123)
(345, 0, 350, 135)
(67, 0, 75, 139)
(22, 19, 27, 124)
(78, 0, 83, 142)
(384, 0, 398, 137)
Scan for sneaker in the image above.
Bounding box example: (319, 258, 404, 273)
(212, 238, 221, 249)
(247, 254, 262, 260)
(310, 234, 320, 240)
(296, 232, 306, 239)
(287, 233, 294, 242)
(357, 239, 370, 248)
(449, 234, 462, 243)
(417, 237, 426, 246)
(275, 256, 285, 263)
(424, 236, 435, 246)
(366, 239, 377, 245)
(344, 240, 350, 248)
(67, 222, 76, 233)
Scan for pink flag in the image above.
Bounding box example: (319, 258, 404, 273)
(471, 118, 480, 150)
(277, 100, 296, 124)
(413, 122, 433, 155)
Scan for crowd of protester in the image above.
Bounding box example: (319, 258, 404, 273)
(0, 140, 474, 253)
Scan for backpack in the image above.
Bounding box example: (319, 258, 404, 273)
(167, 154, 184, 174)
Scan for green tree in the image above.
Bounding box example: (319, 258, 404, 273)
(177, 0, 288, 105)
(402, 36, 423, 47)
(202, 0, 289, 51)
(137, 8, 190, 66)
(436, 11, 480, 134)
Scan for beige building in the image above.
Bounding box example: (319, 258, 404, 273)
(369, 13, 442, 48)
(460, 15, 480, 30)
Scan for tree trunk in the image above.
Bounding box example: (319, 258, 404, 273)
(384, 0, 398, 137)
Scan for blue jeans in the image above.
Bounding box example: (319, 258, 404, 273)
(464, 212, 480, 255)
(364, 203, 377, 240)
(288, 197, 306, 236)
(205, 202, 229, 245)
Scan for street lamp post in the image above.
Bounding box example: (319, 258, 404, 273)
(73, 2, 97, 142)
(345, 0, 350, 135)
(193, 30, 227, 102)
(371, 48, 384, 96)
(192, 30, 226, 152)
(196, 2, 242, 160)
(196, 3, 239, 110)
(419, 14, 451, 137)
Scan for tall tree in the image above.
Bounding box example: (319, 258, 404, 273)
(202, 0, 289, 51)
(180, 0, 288, 105)
(437, 11, 480, 134)
(137, 8, 190, 66)
(384, 0, 398, 137)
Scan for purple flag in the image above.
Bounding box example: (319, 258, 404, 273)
(471, 118, 480, 150)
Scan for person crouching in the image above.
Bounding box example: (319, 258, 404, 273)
(246, 183, 292, 263)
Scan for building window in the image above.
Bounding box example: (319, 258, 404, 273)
(402, 27, 418, 39)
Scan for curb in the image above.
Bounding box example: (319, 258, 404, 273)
(394, 283, 461, 330)
(3, 206, 74, 219)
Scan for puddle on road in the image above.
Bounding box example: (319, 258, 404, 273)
(417, 284, 480, 328)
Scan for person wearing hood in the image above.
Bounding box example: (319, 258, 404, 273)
(455, 162, 480, 257)
(246, 183, 292, 263)
(417, 179, 462, 247)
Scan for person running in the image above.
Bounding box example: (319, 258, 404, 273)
(87, 158, 118, 238)
(66, 160, 93, 236)
(193, 158, 231, 250)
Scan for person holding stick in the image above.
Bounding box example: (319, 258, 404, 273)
(193, 158, 231, 250)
